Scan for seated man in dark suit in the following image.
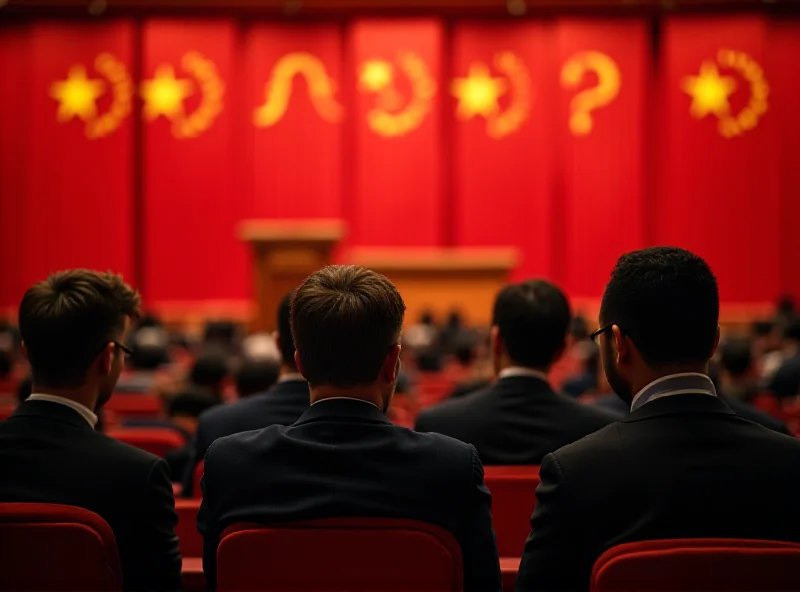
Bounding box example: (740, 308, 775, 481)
(199, 265, 501, 592)
(415, 279, 621, 465)
(0, 270, 181, 591)
(516, 247, 800, 592)
(181, 291, 309, 496)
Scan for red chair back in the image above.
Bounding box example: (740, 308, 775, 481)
(591, 538, 800, 592)
(484, 465, 540, 557)
(104, 394, 162, 420)
(0, 502, 122, 591)
(175, 499, 202, 558)
(106, 428, 185, 458)
(217, 518, 463, 591)
(0, 402, 15, 421)
(193, 459, 205, 498)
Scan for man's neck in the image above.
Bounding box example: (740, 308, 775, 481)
(496, 360, 549, 377)
(30, 384, 98, 413)
(631, 364, 709, 396)
(310, 384, 383, 408)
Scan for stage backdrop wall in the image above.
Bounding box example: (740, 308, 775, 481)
(1, 14, 798, 316)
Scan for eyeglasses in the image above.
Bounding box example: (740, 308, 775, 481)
(112, 341, 134, 359)
(589, 324, 613, 342)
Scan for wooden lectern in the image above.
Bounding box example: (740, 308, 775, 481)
(239, 219, 345, 332)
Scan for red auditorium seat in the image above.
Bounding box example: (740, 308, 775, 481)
(416, 373, 454, 408)
(484, 465, 540, 558)
(0, 502, 122, 591)
(0, 401, 15, 421)
(591, 538, 800, 592)
(103, 393, 162, 420)
(106, 428, 185, 458)
(175, 499, 203, 558)
(217, 518, 463, 591)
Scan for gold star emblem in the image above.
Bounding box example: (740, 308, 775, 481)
(451, 63, 508, 120)
(141, 65, 193, 121)
(682, 61, 738, 119)
(50, 65, 106, 123)
(359, 60, 394, 93)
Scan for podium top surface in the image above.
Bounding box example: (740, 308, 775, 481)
(239, 219, 346, 243)
(347, 247, 518, 272)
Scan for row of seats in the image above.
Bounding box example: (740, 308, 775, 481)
(4, 502, 800, 592)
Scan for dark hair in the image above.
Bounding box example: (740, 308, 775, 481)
(18, 269, 141, 388)
(600, 246, 719, 367)
(0, 350, 11, 379)
(129, 345, 169, 371)
(454, 336, 477, 366)
(492, 279, 571, 369)
(784, 319, 800, 342)
(752, 321, 774, 338)
(167, 390, 219, 418)
(277, 291, 296, 368)
(189, 351, 228, 389)
(236, 358, 280, 397)
(16, 377, 31, 405)
(719, 338, 752, 377)
(291, 265, 405, 387)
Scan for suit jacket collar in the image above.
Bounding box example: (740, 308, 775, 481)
(623, 392, 735, 423)
(494, 374, 554, 394)
(266, 378, 310, 399)
(11, 399, 96, 431)
(295, 397, 391, 426)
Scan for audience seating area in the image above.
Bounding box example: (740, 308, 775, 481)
(105, 428, 185, 458)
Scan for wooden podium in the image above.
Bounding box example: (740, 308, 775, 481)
(239, 219, 345, 332)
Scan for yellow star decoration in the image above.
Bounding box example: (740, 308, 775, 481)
(141, 65, 194, 121)
(682, 61, 738, 119)
(359, 60, 394, 93)
(452, 63, 508, 120)
(50, 65, 106, 123)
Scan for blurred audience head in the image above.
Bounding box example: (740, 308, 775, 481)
(0, 350, 11, 380)
(189, 350, 229, 399)
(203, 320, 239, 354)
(491, 279, 571, 374)
(291, 265, 405, 412)
(167, 390, 219, 436)
(236, 358, 280, 398)
(783, 318, 800, 345)
(598, 246, 720, 404)
(569, 315, 590, 341)
(276, 291, 298, 372)
(454, 336, 478, 368)
(416, 349, 443, 373)
(719, 338, 753, 379)
(18, 269, 140, 410)
(16, 377, 31, 405)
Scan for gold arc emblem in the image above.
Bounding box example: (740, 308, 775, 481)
(253, 53, 343, 128)
(358, 52, 437, 138)
(682, 49, 769, 139)
(141, 52, 224, 140)
(49, 53, 133, 139)
(560, 51, 621, 137)
(451, 51, 531, 139)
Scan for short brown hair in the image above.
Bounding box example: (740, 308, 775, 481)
(291, 265, 405, 387)
(19, 269, 141, 388)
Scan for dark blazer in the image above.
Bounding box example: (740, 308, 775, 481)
(593, 392, 791, 434)
(199, 398, 501, 592)
(0, 400, 182, 591)
(516, 394, 800, 592)
(415, 375, 622, 465)
(180, 378, 309, 496)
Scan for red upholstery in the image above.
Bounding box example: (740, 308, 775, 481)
(104, 394, 162, 419)
(193, 459, 204, 498)
(0, 502, 122, 591)
(591, 538, 800, 592)
(217, 518, 464, 591)
(175, 499, 202, 558)
(416, 374, 455, 408)
(106, 428, 185, 458)
(484, 465, 540, 558)
(0, 402, 15, 421)
(752, 393, 785, 421)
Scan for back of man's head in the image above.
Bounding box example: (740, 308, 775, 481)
(719, 338, 753, 377)
(236, 358, 280, 397)
(277, 291, 297, 369)
(189, 351, 229, 397)
(18, 269, 141, 389)
(600, 246, 719, 367)
(291, 265, 406, 387)
(492, 279, 571, 369)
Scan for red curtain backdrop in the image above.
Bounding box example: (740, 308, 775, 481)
(0, 21, 134, 309)
(657, 15, 780, 303)
(348, 19, 444, 247)
(142, 20, 241, 303)
(1, 14, 799, 311)
(451, 21, 558, 281)
(557, 19, 648, 298)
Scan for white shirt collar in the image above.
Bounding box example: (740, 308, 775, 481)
(630, 372, 717, 412)
(310, 397, 380, 410)
(498, 367, 549, 383)
(278, 373, 306, 383)
(27, 394, 98, 428)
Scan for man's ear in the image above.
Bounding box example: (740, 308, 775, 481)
(99, 343, 114, 376)
(293, 351, 304, 377)
(21, 342, 28, 360)
(490, 326, 503, 361)
(612, 325, 629, 364)
(711, 325, 721, 358)
(383, 344, 402, 383)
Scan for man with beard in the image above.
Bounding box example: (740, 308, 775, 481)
(0, 270, 181, 591)
(199, 265, 501, 592)
(516, 247, 800, 592)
